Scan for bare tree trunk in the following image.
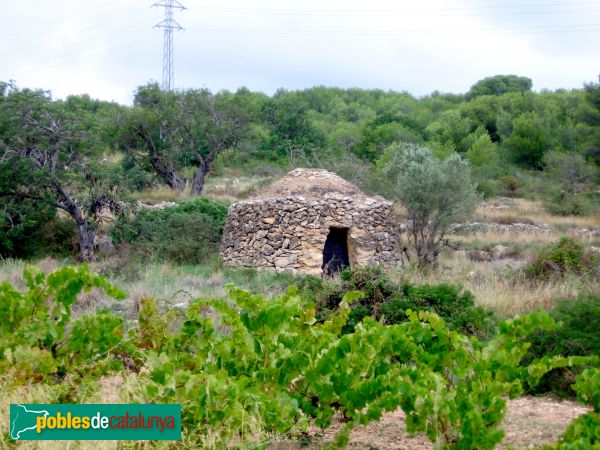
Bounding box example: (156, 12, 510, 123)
(70, 200, 96, 262)
(54, 182, 96, 262)
(76, 219, 96, 262)
(150, 155, 185, 190)
(191, 162, 207, 195)
(191, 145, 219, 195)
(136, 129, 186, 191)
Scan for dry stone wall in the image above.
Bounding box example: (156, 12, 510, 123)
(220, 194, 400, 275)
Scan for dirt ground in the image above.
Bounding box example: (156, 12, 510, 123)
(271, 396, 590, 449)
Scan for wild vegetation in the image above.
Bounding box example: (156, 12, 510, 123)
(1, 265, 598, 449)
(0, 74, 599, 448)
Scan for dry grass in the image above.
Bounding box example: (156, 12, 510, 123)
(462, 275, 595, 317)
(452, 230, 558, 246)
(1, 251, 596, 322)
(0, 376, 125, 450)
(118, 263, 227, 308)
(130, 175, 274, 204)
(451, 198, 600, 249)
(203, 175, 273, 202)
(477, 198, 600, 229)
(0, 257, 64, 289)
(130, 185, 192, 203)
(2, 194, 597, 322)
(395, 252, 600, 317)
(0, 257, 298, 323)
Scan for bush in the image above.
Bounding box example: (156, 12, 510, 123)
(551, 368, 600, 448)
(524, 237, 595, 279)
(381, 283, 497, 339)
(526, 293, 600, 397)
(0, 265, 127, 386)
(0, 187, 79, 259)
(111, 197, 229, 264)
(545, 191, 592, 216)
(498, 175, 521, 195)
(476, 179, 502, 199)
(37, 218, 79, 257)
(308, 266, 497, 339)
(123, 164, 157, 191)
(0, 208, 78, 259)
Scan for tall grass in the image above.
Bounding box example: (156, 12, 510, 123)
(476, 198, 600, 229)
(396, 254, 600, 318)
(130, 175, 274, 204)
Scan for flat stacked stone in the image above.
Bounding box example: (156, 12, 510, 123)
(220, 168, 401, 275)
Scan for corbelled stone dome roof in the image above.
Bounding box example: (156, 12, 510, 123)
(220, 168, 401, 275)
(252, 168, 369, 200)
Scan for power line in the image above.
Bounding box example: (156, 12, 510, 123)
(7, 33, 160, 82)
(197, 0, 600, 13)
(193, 2, 600, 17)
(153, 0, 186, 91)
(0, 0, 150, 44)
(0, 18, 156, 69)
(0, 19, 156, 73)
(187, 23, 600, 38)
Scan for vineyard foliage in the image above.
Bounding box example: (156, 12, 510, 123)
(1, 266, 599, 449)
(542, 368, 600, 449)
(0, 265, 128, 385)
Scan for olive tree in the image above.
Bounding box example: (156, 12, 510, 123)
(379, 143, 480, 267)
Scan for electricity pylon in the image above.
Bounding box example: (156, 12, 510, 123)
(153, 0, 186, 91)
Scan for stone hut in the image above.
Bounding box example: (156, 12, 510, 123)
(220, 168, 400, 275)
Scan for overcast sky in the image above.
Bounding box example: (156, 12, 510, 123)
(1, 0, 599, 104)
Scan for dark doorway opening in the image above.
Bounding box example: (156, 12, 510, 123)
(322, 228, 350, 275)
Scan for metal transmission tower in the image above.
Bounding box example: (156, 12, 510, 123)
(153, 0, 186, 91)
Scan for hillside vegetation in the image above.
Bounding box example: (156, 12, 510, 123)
(1, 74, 599, 262)
(1, 75, 599, 448)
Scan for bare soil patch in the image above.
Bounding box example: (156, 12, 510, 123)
(271, 396, 590, 449)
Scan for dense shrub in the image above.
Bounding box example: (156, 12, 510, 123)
(123, 164, 157, 191)
(307, 266, 497, 339)
(37, 218, 79, 257)
(0, 208, 77, 259)
(527, 293, 600, 397)
(381, 283, 497, 338)
(475, 178, 502, 199)
(525, 237, 598, 279)
(111, 197, 229, 264)
(498, 175, 521, 195)
(545, 191, 592, 216)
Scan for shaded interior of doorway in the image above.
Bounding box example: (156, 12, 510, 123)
(322, 227, 350, 275)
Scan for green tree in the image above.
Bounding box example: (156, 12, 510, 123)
(378, 143, 480, 267)
(114, 83, 247, 194)
(259, 89, 325, 162)
(357, 113, 423, 160)
(461, 95, 502, 142)
(580, 76, 600, 164)
(0, 84, 124, 261)
(504, 112, 550, 168)
(426, 109, 474, 152)
(466, 74, 533, 99)
(544, 151, 598, 194)
(466, 130, 502, 178)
